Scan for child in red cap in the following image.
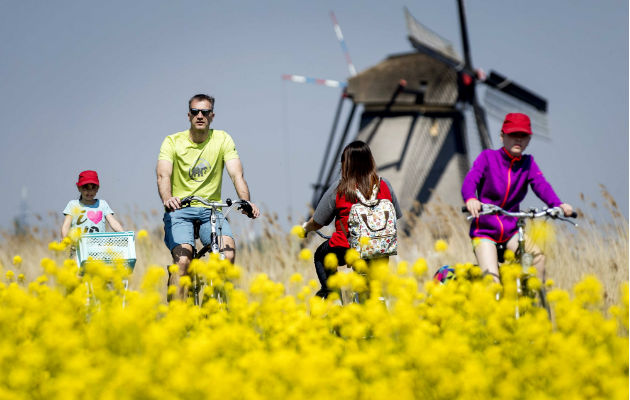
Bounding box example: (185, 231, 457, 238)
(461, 113, 574, 282)
(60, 170, 124, 238)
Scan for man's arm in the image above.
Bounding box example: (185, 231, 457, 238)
(225, 158, 260, 218)
(157, 160, 181, 210)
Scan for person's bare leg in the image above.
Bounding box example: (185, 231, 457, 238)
(506, 234, 545, 281)
(170, 244, 193, 301)
(221, 236, 236, 264)
(474, 240, 500, 283)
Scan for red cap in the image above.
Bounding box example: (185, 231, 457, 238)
(76, 170, 100, 187)
(501, 113, 532, 135)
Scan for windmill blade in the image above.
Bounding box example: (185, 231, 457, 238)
(282, 74, 347, 88)
(472, 95, 493, 149)
(404, 7, 462, 64)
(330, 11, 357, 77)
(483, 86, 550, 138)
(483, 71, 547, 112)
(481, 70, 549, 137)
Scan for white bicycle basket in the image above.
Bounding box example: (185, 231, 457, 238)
(77, 231, 136, 269)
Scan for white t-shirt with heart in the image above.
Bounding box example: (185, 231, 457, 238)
(63, 199, 114, 233)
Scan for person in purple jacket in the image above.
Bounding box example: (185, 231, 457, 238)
(461, 113, 573, 282)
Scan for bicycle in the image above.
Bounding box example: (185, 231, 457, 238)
(461, 203, 578, 319)
(311, 231, 387, 306)
(168, 196, 254, 306)
(76, 231, 137, 308)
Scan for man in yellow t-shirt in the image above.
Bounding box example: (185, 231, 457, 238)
(156, 94, 260, 300)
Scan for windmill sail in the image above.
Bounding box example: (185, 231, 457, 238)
(404, 7, 461, 64)
(482, 71, 549, 137)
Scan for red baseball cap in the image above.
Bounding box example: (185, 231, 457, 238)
(76, 170, 100, 187)
(501, 113, 532, 135)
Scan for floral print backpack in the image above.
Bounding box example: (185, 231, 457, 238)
(347, 180, 398, 259)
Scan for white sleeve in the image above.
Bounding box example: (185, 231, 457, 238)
(100, 200, 114, 216)
(63, 200, 76, 215)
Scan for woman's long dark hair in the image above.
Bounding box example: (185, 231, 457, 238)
(336, 140, 379, 202)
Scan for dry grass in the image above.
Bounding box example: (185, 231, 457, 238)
(1, 191, 627, 306)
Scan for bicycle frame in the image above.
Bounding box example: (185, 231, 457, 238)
(312, 230, 379, 306)
(195, 204, 228, 260)
(176, 196, 253, 306)
(514, 216, 537, 318)
(464, 204, 577, 319)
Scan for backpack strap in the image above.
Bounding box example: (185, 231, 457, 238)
(355, 179, 380, 206)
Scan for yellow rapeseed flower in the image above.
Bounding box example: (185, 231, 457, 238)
(70, 205, 82, 217)
(344, 248, 360, 266)
(69, 227, 82, 242)
(12, 255, 22, 265)
(359, 236, 370, 246)
(528, 220, 556, 250)
(290, 225, 306, 239)
(434, 239, 448, 252)
(0, 249, 624, 400)
(324, 253, 338, 270)
(168, 264, 179, 274)
(289, 273, 303, 284)
(504, 249, 515, 262)
(353, 259, 368, 274)
(470, 265, 483, 278)
(397, 261, 409, 276)
(48, 241, 67, 252)
(298, 248, 312, 261)
(6, 270, 15, 280)
(136, 229, 148, 240)
(179, 276, 191, 288)
(527, 276, 542, 291)
(412, 258, 428, 277)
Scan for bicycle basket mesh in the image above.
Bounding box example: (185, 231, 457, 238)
(77, 232, 136, 268)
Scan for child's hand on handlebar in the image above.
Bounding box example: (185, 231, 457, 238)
(559, 203, 574, 218)
(466, 198, 482, 218)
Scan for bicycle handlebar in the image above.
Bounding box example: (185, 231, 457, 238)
(180, 196, 254, 218)
(462, 203, 578, 226)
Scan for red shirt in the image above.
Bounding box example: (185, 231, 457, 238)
(329, 180, 393, 248)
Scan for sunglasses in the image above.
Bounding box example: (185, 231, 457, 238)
(190, 108, 213, 117)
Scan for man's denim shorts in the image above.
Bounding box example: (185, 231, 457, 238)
(163, 207, 233, 251)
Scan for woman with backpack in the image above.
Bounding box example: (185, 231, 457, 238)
(302, 140, 402, 298)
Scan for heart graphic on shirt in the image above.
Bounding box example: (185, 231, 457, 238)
(87, 210, 103, 224)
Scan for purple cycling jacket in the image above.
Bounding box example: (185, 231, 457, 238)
(461, 148, 563, 242)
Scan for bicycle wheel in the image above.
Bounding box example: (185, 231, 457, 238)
(520, 274, 552, 319)
(190, 272, 206, 306)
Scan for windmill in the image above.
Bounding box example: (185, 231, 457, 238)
(308, 1, 549, 215)
(282, 12, 358, 208)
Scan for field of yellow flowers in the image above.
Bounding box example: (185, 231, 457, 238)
(0, 197, 627, 399)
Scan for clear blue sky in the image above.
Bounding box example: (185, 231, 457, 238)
(1, 0, 627, 232)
